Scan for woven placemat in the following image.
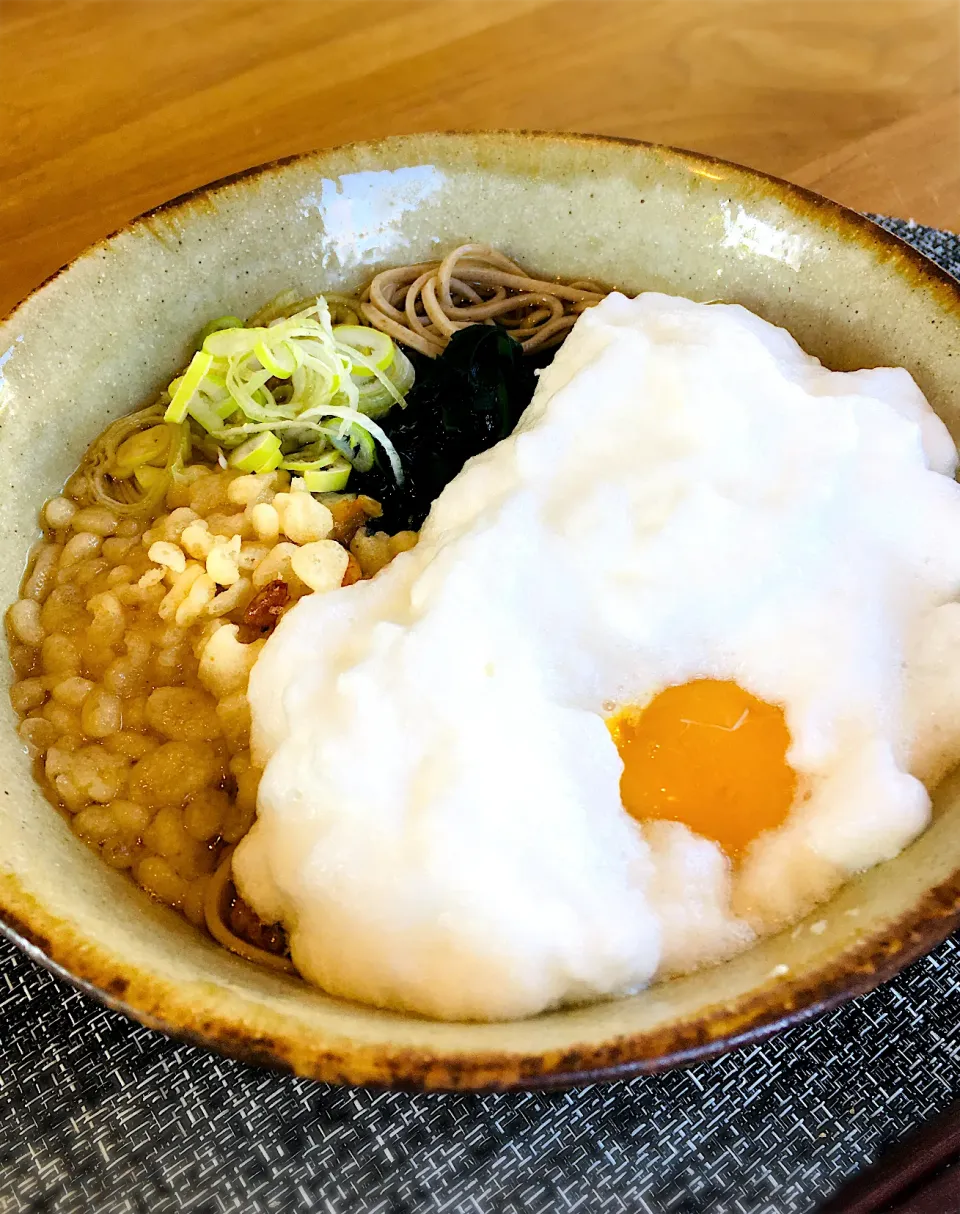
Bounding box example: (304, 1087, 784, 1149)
(2, 218, 960, 1214)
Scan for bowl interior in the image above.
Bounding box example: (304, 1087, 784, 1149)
(2, 132, 960, 1089)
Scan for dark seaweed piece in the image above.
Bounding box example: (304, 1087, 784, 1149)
(351, 326, 548, 532)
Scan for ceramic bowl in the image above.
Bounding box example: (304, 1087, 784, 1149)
(2, 132, 960, 1091)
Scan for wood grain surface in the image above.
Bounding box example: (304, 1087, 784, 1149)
(2, 0, 958, 317)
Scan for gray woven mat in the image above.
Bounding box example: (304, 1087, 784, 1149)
(2, 218, 960, 1214)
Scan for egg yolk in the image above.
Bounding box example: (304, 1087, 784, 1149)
(607, 679, 796, 858)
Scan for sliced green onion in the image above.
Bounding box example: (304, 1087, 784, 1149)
(197, 316, 244, 349)
(188, 393, 236, 435)
(112, 425, 174, 477)
(355, 345, 416, 419)
(255, 338, 299, 378)
(203, 328, 261, 359)
(303, 461, 351, 493)
(333, 325, 394, 374)
(229, 432, 283, 473)
(281, 445, 343, 473)
(165, 297, 411, 487)
(134, 464, 169, 493)
(298, 404, 403, 484)
(324, 422, 376, 473)
(165, 350, 213, 423)
(201, 370, 231, 403)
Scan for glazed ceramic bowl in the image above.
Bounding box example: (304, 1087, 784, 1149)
(3, 132, 960, 1090)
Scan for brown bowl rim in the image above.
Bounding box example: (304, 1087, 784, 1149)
(2, 129, 960, 1092)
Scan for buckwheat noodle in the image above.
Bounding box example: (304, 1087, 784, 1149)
(72, 403, 186, 519)
(359, 243, 609, 358)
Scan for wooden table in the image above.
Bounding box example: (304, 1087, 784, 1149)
(2, 0, 958, 318)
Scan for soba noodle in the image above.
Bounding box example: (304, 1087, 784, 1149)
(360, 243, 608, 357)
(70, 404, 189, 519)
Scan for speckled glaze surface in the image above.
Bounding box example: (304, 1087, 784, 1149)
(2, 132, 960, 1091)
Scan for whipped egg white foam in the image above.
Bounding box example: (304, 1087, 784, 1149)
(234, 293, 960, 1021)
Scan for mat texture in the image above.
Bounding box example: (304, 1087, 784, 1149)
(2, 218, 960, 1214)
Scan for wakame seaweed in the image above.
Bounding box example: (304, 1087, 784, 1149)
(351, 326, 547, 532)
